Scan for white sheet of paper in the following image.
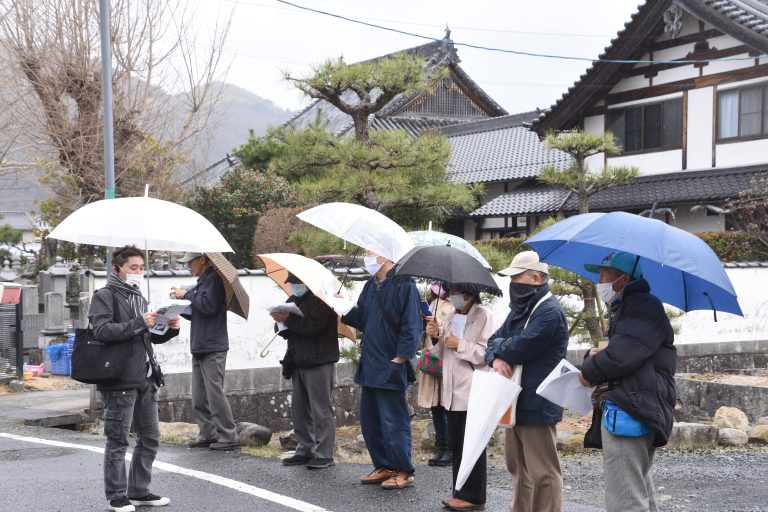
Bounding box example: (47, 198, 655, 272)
(324, 295, 354, 316)
(451, 314, 468, 339)
(268, 303, 304, 317)
(535, 359, 595, 416)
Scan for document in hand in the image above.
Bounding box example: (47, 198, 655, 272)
(451, 314, 468, 339)
(535, 359, 595, 416)
(268, 303, 304, 317)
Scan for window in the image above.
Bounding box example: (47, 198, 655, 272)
(717, 84, 768, 141)
(608, 98, 683, 154)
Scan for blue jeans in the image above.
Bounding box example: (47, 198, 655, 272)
(101, 381, 160, 501)
(359, 386, 414, 474)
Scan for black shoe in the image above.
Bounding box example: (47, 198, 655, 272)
(189, 438, 218, 448)
(282, 454, 313, 466)
(434, 450, 452, 467)
(307, 457, 335, 469)
(129, 493, 170, 507)
(209, 441, 241, 451)
(428, 448, 444, 466)
(109, 496, 135, 512)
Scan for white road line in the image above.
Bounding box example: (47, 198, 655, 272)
(0, 432, 332, 512)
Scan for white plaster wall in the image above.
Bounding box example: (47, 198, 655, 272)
(706, 52, 754, 75)
(94, 265, 768, 371)
(687, 86, 714, 170)
(673, 205, 726, 233)
(610, 75, 649, 94)
(716, 138, 768, 167)
(481, 217, 505, 229)
(463, 219, 476, 241)
(608, 149, 683, 175)
(654, 64, 699, 86)
(584, 115, 605, 172)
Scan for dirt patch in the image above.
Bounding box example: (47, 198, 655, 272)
(0, 375, 86, 394)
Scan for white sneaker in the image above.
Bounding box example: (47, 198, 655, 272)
(109, 496, 135, 512)
(129, 493, 170, 507)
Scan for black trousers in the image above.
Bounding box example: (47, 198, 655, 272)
(448, 410, 487, 505)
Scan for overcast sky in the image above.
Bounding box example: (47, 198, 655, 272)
(197, 0, 642, 114)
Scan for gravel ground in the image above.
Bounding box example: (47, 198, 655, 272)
(485, 445, 768, 512)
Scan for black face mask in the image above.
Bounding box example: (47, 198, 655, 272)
(509, 282, 539, 311)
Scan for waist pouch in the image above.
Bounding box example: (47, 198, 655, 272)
(603, 399, 649, 437)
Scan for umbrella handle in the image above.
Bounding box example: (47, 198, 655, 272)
(336, 247, 362, 295)
(260, 331, 280, 358)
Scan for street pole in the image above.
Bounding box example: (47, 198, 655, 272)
(99, 0, 115, 266)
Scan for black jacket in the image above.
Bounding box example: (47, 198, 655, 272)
(88, 287, 178, 391)
(278, 291, 339, 368)
(581, 278, 677, 447)
(485, 285, 569, 425)
(183, 267, 228, 354)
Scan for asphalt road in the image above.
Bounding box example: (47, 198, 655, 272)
(0, 417, 766, 512)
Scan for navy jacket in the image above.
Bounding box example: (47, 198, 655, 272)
(183, 267, 229, 354)
(89, 287, 178, 391)
(342, 271, 421, 391)
(485, 284, 569, 425)
(581, 278, 676, 447)
(278, 290, 340, 368)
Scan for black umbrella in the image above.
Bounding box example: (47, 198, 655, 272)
(393, 245, 502, 296)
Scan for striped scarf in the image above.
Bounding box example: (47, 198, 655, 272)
(106, 273, 147, 318)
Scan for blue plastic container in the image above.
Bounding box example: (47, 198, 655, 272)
(45, 342, 73, 376)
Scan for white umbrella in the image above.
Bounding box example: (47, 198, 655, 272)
(408, 230, 491, 269)
(48, 196, 233, 253)
(456, 370, 522, 491)
(257, 252, 356, 341)
(296, 202, 414, 262)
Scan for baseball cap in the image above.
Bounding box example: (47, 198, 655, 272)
(498, 251, 548, 276)
(584, 251, 643, 278)
(178, 252, 203, 263)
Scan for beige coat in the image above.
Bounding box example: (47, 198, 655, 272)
(436, 303, 495, 412)
(416, 298, 454, 408)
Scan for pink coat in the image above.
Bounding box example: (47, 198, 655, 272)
(436, 303, 495, 411)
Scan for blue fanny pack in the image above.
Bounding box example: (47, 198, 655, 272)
(602, 399, 649, 437)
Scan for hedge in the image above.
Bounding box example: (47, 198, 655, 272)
(696, 231, 766, 262)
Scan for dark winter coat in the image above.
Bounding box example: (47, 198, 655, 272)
(485, 284, 569, 425)
(278, 290, 340, 368)
(581, 278, 676, 447)
(342, 271, 422, 391)
(183, 267, 228, 354)
(88, 287, 178, 391)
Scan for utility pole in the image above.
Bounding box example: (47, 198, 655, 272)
(99, 0, 115, 265)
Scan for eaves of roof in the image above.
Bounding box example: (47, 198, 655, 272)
(469, 185, 571, 217)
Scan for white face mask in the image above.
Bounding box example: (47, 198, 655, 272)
(596, 276, 623, 304)
(290, 283, 308, 297)
(448, 294, 469, 310)
(364, 256, 383, 276)
(123, 271, 144, 288)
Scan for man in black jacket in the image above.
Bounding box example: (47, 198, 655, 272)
(271, 273, 339, 470)
(579, 251, 676, 512)
(171, 252, 239, 451)
(89, 245, 179, 512)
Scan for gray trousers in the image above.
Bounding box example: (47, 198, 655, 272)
(292, 363, 336, 459)
(101, 381, 159, 501)
(191, 351, 237, 443)
(601, 423, 658, 512)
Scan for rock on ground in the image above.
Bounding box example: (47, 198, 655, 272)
(668, 422, 719, 449)
(718, 427, 748, 446)
(278, 430, 298, 450)
(713, 406, 749, 432)
(748, 424, 768, 444)
(237, 422, 272, 447)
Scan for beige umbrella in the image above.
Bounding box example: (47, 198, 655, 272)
(205, 252, 250, 320)
(257, 252, 357, 341)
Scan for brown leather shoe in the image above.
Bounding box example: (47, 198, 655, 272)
(360, 467, 394, 484)
(444, 497, 485, 511)
(380, 471, 415, 490)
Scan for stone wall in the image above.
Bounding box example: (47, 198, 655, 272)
(157, 362, 424, 430)
(675, 378, 768, 422)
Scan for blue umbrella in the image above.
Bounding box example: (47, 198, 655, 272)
(525, 212, 742, 316)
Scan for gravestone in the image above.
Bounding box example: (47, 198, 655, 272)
(42, 292, 66, 334)
(0, 260, 16, 282)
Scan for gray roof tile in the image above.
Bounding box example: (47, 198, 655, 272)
(470, 184, 570, 216)
(445, 116, 572, 184)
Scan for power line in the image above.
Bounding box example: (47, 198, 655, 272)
(273, 0, 764, 65)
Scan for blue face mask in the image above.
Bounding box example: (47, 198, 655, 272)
(290, 283, 308, 297)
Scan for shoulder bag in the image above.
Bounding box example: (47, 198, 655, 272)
(71, 289, 125, 384)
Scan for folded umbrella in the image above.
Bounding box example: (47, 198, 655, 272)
(297, 202, 414, 262)
(525, 211, 742, 316)
(205, 252, 250, 320)
(456, 370, 521, 491)
(257, 252, 356, 341)
(408, 230, 491, 269)
(393, 245, 502, 296)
